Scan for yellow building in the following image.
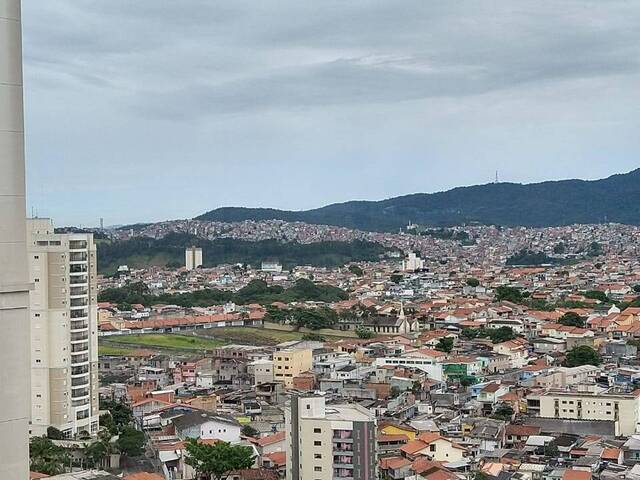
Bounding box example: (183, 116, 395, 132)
(379, 422, 417, 440)
(273, 348, 312, 388)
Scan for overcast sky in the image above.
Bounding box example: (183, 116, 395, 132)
(22, 1, 640, 226)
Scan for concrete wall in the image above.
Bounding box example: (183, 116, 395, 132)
(0, 0, 30, 477)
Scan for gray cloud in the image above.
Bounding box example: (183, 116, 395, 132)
(21, 0, 640, 225)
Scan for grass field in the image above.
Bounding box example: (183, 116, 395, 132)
(98, 344, 140, 356)
(99, 326, 352, 356)
(99, 333, 227, 353)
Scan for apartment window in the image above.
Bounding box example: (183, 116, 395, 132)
(314, 467, 322, 472)
(314, 441, 322, 446)
(314, 454, 322, 459)
(430, 444, 436, 452)
(306, 405, 311, 410)
(314, 428, 322, 433)
(34, 255, 39, 259)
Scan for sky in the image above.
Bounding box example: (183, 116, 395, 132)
(22, 1, 640, 227)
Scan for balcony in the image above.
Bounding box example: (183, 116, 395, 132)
(69, 252, 88, 262)
(71, 342, 89, 354)
(70, 298, 88, 308)
(72, 397, 90, 408)
(69, 288, 88, 298)
(71, 365, 90, 376)
(69, 276, 88, 285)
(72, 376, 90, 387)
(72, 387, 90, 399)
(71, 332, 89, 342)
(70, 321, 88, 332)
(70, 309, 88, 319)
(70, 264, 88, 274)
(69, 240, 88, 250)
(71, 354, 89, 365)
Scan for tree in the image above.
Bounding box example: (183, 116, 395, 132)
(473, 472, 491, 480)
(495, 286, 524, 303)
(553, 243, 566, 254)
(348, 265, 364, 277)
(185, 439, 256, 480)
(493, 403, 514, 420)
(30, 437, 69, 476)
(85, 440, 108, 468)
(241, 425, 259, 438)
(355, 327, 374, 339)
(47, 426, 64, 440)
(558, 311, 585, 328)
(584, 290, 609, 303)
(460, 376, 477, 387)
(564, 345, 602, 367)
(633, 284, 640, 293)
(544, 441, 559, 457)
(116, 427, 145, 457)
(390, 274, 403, 284)
(488, 326, 516, 343)
(100, 400, 133, 434)
(466, 278, 480, 288)
(435, 337, 454, 353)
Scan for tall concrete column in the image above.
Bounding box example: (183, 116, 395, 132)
(0, 0, 31, 478)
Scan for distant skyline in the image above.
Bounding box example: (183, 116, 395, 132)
(22, 1, 640, 227)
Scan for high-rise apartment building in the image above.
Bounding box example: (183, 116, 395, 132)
(0, 0, 31, 477)
(185, 246, 203, 270)
(27, 219, 100, 438)
(286, 393, 377, 480)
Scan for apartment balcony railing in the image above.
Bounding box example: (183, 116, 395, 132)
(76, 410, 90, 420)
(70, 298, 88, 308)
(70, 309, 88, 319)
(70, 264, 88, 274)
(71, 365, 90, 376)
(71, 398, 90, 408)
(72, 388, 90, 399)
(69, 252, 88, 262)
(71, 354, 89, 364)
(71, 342, 89, 354)
(69, 240, 88, 250)
(71, 332, 89, 342)
(70, 321, 88, 332)
(69, 276, 88, 285)
(71, 376, 90, 387)
(69, 287, 88, 297)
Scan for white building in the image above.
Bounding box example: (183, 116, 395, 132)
(286, 393, 377, 480)
(185, 246, 203, 270)
(261, 260, 283, 273)
(402, 252, 424, 272)
(27, 219, 100, 438)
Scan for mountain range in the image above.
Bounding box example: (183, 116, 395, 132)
(196, 169, 640, 232)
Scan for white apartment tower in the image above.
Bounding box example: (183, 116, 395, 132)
(185, 246, 203, 270)
(402, 252, 424, 272)
(27, 219, 100, 438)
(286, 393, 377, 480)
(0, 0, 31, 477)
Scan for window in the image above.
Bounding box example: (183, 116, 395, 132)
(314, 467, 322, 472)
(314, 454, 322, 459)
(314, 441, 321, 446)
(430, 444, 436, 452)
(314, 428, 321, 433)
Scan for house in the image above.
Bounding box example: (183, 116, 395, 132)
(172, 411, 241, 443)
(399, 432, 466, 463)
(505, 424, 541, 447)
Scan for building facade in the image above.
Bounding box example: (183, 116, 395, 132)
(185, 246, 203, 270)
(0, 0, 30, 476)
(28, 219, 100, 438)
(273, 348, 313, 388)
(286, 393, 377, 480)
(535, 386, 639, 436)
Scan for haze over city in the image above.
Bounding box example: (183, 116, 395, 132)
(22, 0, 640, 226)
